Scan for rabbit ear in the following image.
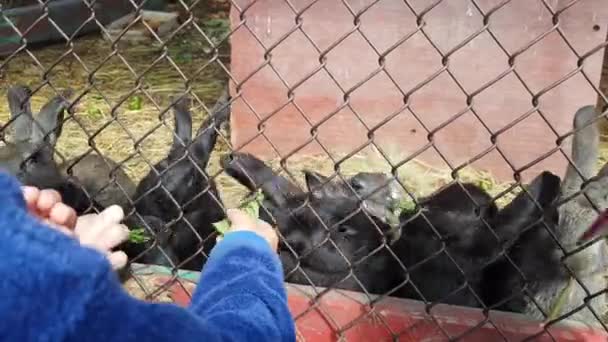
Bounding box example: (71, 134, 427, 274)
(7, 85, 34, 142)
(191, 89, 231, 167)
(562, 105, 599, 195)
(221, 152, 302, 208)
(304, 170, 328, 192)
(206, 88, 230, 128)
(31, 91, 71, 146)
(493, 171, 561, 241)
(171, 96, 193, 152)
(597, 161, 608, 177)
(304, 170, 345, 199)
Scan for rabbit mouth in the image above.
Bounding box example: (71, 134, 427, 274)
(578, 208, 608, 244)
(220, 152, 236, 170)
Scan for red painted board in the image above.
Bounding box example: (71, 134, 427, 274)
(138, 271, 608, 342)
(228, 0, 608, 182)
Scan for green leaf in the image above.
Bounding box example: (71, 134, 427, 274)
(129, 228, 151, 244)
(476, 177, 494, 193)
(86, 107, 103, 120)
(202, 18, 230, 42)
(213, 190, 265, 235)
(212, 220, 230, 235)
(398, 198, 416, 212)
(128, 96, 143, 111)
(546, 277, 574, 323)
(393, 197, 416, 218)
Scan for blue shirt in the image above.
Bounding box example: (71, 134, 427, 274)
(0, 172, 296, 341)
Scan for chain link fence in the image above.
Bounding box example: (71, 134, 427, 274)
(1, 0, 608, 340)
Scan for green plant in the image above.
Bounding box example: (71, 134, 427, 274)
(128, 96, 143, 111)
(213, 190, 264, 234)
(201, 18, 230, 43)
(129, 228, 151, 244)
(86, 106, 103, 120)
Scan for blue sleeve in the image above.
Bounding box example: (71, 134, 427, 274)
(0, 172, 295, 342)
(190, 231, 295, 341)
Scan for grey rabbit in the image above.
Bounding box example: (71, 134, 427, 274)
(486, 105, 608, 325)
(2, 85, 69, 190)
(1, 85, 135, 212)
(527, 105, 608, 324)
(1, 85, 97, 213)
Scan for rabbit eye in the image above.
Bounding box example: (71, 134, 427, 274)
(351, 180, 363, 191)
(21, 153, 38, 168)
(338, 225, 356, 236)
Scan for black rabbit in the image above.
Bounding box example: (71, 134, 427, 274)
(392, 181, 498, 306)
(133, 91, 230, 271)
(121, 214, 178, 267)
(220, 151, 404, 229)
(221, 152, 401, 293)
(392, 171, 560, 308)
(61, 153, 136, 212)
(276, 172, 400, 294)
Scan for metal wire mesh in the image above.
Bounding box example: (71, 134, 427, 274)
(1, 0, 608, 340)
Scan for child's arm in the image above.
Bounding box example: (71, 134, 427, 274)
(0, 172, 295, 342)
(189, 230, 295, 341)
(65, 231, 295, 341)
(0, 215, 294, 342)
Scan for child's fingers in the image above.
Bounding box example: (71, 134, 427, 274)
(73, 214, 96, 235)
(226, 208, 256, 230)
(256, 219, 273, 231)
(48, 203, 78, 230)
(43, 219, 76, 237)
(95, 224, 130, 251)
(22, 186, 40, 213)
(107, 251, 128, 270)
(99, 205, 124, 224)
(36, 189, 62, 217)
(222, 208, 279, 252)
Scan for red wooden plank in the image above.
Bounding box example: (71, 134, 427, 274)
(146, 272, 608, 342)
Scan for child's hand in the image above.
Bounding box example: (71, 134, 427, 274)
(75, 206, 130, 270)
(21, 186, 129, 270)
(217, 208, 278, 252)
(22, 186, 77, 235)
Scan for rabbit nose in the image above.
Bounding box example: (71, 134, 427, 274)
(283, 234, 308, 253)
(220, 153, 235, 168)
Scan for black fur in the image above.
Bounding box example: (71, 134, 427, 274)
(393, 182, 498, 306)
(132, 92, 230, 271)
(221, 152, 400, 293)
(392, 172, 560, 308)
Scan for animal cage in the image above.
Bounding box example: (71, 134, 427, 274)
(2, 0, 608, 341)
